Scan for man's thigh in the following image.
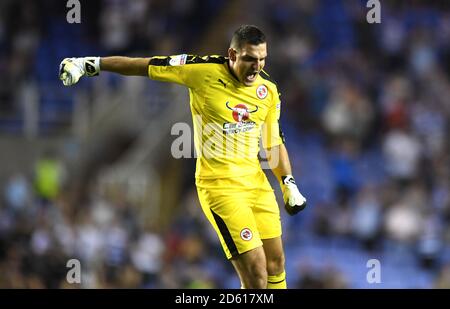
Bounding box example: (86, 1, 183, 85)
(196, 177, 263, 259)
(253, 173, 282, 240)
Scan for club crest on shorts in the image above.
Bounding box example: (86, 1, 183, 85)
(240, 228, 253, 241)
(256, 84, 268, 99)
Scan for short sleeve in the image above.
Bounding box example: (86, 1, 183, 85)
(262, 88, 285, 149)
(148, 54, 222, 90)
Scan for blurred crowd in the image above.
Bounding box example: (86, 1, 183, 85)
(1, 0, 450, 288)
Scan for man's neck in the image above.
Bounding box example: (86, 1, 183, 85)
(227, 60, 240, 83)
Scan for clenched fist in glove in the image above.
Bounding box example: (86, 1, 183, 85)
(281, 175, 307, 215)
(59, 57, 100, 86)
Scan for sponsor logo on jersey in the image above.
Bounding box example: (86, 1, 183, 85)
(223, 121, 256, 135)
(256, 84, 268, 99)
(226, 102, 258, 122)
(240, 228, 253, 241)
(223, 102, 257, 135)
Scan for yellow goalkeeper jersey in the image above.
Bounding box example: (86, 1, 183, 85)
(148, 54, 284, 179)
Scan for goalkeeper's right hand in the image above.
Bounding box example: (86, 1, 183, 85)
(59, 57, 100, 86)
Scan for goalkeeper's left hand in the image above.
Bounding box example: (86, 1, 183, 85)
(59, 57, 100, 86)
(281, 175, 307, 216)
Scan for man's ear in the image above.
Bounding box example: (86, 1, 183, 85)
(228, 48, 237, 61)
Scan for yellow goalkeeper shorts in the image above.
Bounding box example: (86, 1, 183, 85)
(196, 169, 282, 259)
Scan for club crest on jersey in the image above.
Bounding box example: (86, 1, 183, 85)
(240, 228, 253, 241)
(256, 84, 268, 99)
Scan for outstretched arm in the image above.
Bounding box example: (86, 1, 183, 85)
(266, 143, 307, 215)
(100, 57, 150, 76)
(59, 56, 151, 86)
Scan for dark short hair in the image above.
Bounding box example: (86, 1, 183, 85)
(230, 25, 266, 50)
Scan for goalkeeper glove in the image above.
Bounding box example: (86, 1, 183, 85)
(281, 175, 307, 215)
(59, 57, 100, 86)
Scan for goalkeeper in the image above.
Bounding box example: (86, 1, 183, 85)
(59, 25, 307, 289)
